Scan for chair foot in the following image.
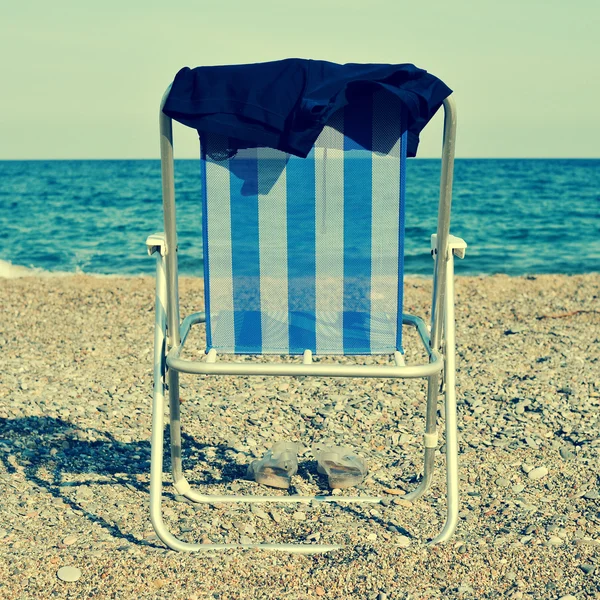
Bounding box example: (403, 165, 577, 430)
(151, 507, 340, 553)
(404, 445, 436, 501)
(427, 515, 458, 545)
(403, 471, 433, 501)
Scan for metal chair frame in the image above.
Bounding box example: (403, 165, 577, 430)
(146, 84, 465, 553)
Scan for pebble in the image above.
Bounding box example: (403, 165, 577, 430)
(62, 535, 78, 546)
(382, 488, 406, 496)
(512, 484, 525, 493)
(392, 498, 412, 508)
(583, 490, 599, 499)
(495, 477, 510, 488)
(233, 521, 246, 533)
(515, 402, 527, 415)
(559, 447, 576, 460)
(292, 511, 307, 521)
(366, 533, 377, 541)
(269, 509, 283, 524)
(547, 536, 564, 546)
(527, 466, 548, 480)
(76, 486, 93, 499)
(57, 566, 82, 582)
(505, 326, 526, 335)
(240, 535, 252, 545)
(520, 536, 533, 545)
(575, 538, 600, 547)
(394, 535, 410, 548)
(557, 596, 578, 600)
(250, 505, 269, 520)
(579, 563, 595, 575)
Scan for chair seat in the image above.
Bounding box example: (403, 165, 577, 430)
(208, 309, 400, 355)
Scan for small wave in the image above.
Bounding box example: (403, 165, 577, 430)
(0, 260, 153, 279)
(0, 260, 69, 278)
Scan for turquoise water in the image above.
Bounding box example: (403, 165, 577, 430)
(0, 159, 598, 276)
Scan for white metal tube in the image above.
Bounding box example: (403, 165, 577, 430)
(159, 85, 181, 348)
(403, 446, 435, 501)
(409, 96, 457, 505)
(430, 95, 457, 350)
(167, 313, 442, 378)
(166, 352, 443, 379)
(158, 86, 184, 484)
(430, 251, 459, 544)
(149, 252, 186, 549)
(183, 491, 384, 505)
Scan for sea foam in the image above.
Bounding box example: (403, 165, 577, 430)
(0, 260, 64, 278)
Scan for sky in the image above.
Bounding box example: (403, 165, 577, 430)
(1, 0, 599, 159)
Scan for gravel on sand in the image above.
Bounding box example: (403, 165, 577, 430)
(0, 273, 599, 599)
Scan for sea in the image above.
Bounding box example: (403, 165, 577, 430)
(0, 159, 598, 278)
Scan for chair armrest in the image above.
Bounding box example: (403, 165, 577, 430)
(430, 234, 467, 259)
(146, 232, 167, 256)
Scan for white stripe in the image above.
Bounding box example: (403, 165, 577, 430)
(370, 92, 401, 351)
(258, 148, 289, 353)
(314, 115, 345, 354)
(205, 154, 235, 351)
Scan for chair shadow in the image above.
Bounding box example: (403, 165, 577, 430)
(0, 416, 244, 548)
(0, 416, 417, 547)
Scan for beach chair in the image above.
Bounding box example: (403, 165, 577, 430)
(146, 62, 465, 553)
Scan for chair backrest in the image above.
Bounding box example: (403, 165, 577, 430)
(200, 90, 407, 355)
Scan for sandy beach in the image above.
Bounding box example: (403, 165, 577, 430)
(1, 273, 599, 599)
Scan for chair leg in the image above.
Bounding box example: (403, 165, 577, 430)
(148, 296, 224, 551)
(148, 252, 191, 550)
(147, 252, 234, 551)
(148, 298, 225, 551)
(404, 373, 438, 501)
(429, 252, 459, 544)
(147, 251, 340, 553)
(168, 369, 184, 485)
(405, 245, 442, 502)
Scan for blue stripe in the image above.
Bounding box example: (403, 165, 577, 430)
(343, 103, 372, 354)
(229, 153, 262, 353)
(286, 150, 317, 354)
(199, 143, 213, 351)
(396, 128, 407, 353)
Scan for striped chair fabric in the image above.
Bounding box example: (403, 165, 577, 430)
(200, 91, 407, 355)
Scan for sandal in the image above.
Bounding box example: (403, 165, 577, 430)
(246, 441, 299, 489)
(312, 442, 368, 489)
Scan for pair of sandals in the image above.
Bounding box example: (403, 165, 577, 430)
(246, 441, 367, 490)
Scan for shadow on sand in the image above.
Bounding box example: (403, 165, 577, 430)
(0, 416, 415, 547)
